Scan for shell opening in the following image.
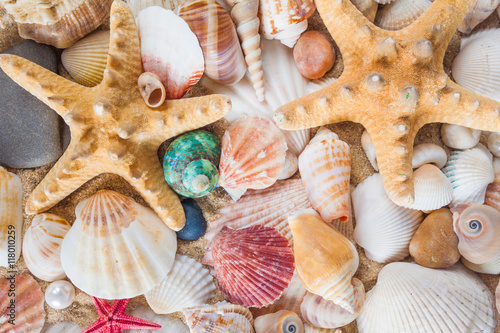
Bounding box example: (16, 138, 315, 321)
(149, 88, 164, 107)
(182, 160, 219, 197)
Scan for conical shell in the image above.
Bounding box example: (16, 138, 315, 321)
(485, 157, 500, 211)
(211, 225, 295, 308)
(145, 254, 216, 314)
(61, 190, 177, 299)
(0, 273, 45, 332)
(183, 301, 254, 333)
(61, 30, 109, 87)
(403, 164, 452, 211)
(441, 123, 481, 149)
(138, 7, 204, 99)
(127, 306, 189, 333)
(411, 143, 447, 169)
(356, 262, 497, 333)
(0, 166, 22, 268)
(288, 209, 359, 314)
(126, 0, 186, 17)
(351, 0, 377, 22)
(459, 0, 500, 34)
(352, 173, 424, 263)
(178, 0, 246, 85)
(462, 255, 500, 274)
(299, 129, 350, 222)
(22, 213, 71, 282)
(254, 310, 304, 333)
(374, 0, 432, 31)
(41, 322, 82, 333)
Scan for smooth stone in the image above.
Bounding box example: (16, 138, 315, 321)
(293, 31, 335, 79)
(0, 40, 63, 168)
(177, 198, 207, 241)
(409, 208, 460, 268)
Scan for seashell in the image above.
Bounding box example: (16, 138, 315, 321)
(178, 0, 246, 85)
(488, 132, 500, 157)
(361, 130, 378, 171)
(163, 130, 221, 198)
(374, 0, 432, 31)
(138, 7, 204, 99)
(128, 306, 189, 333)
(289, 209, 359, 314)
(0, 166, 22, 268)
(0, 4, 15, 30)
(356, 262, 496, 333)
(293, 31, 335, 80)
(485, 157, 500, 211)
(0, 272, 46, 332)
(2, 0, 113, 48)
(373, 0, 395, 3)
(440, 123, 481, 149)
(451, 29, 500, 102)
(61, 190, 177, 299)
(211, 225, 295, 308)
(22, 213, 71, 282)
(137, 72, 166, 108)
(459, 0, 500, 34)
(219, 116, 287, 201)
(255, 310, 304, 333)
(41, 322, 82, 333)
(351, 0, 377, 22)
(145, 254, 216, 314)
(352, 173, 424, 263)
(278, 151, 298, 180)
(299, 128, 350, 222)
(403, 164, 452, 211)
(442, 144, 494, 207)
(452, 202, 500, 264)
(177, 198, 207, 241)
(462, 255, 500, 274)
(306, 77, 337, 95)
(126, 0, 186, 17)
(411, 143, 447, 169)
(183, 301, 254, 333)
(304, 325, 338, 333)
(61, 30, 109, 87)
(330, 184, 356, 244)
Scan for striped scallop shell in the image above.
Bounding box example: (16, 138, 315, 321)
(353, 173, 424, 263)
(356, 262, 496, 333)
(485, 157, 500, 211)
(183, 301, 254, 333)
(254, 310, 304, 333)
(462, 255, 500, 274)
(374, 0, 432, 31)
(22, 213, 71, 282)
(0, 166, 22, 269)
(404, 164, 452, 211)
(126, 0, 186, 17)
(459, 0, 500, 34)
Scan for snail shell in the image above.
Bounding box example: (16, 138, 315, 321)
(254, 310, 305, 333)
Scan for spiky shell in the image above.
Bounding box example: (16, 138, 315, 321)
(441, 124, 481, 149)
(22, 213, 71, 282)
(0, 166, 22, 268)
(374, 0, 432, 31)
(411, 143, 447, 169)
(211, 225, 295, 308)
(145, 254, 216, 314)
(254, 310, 304, 333)
(126, 0, 186, 17)
(183, 301, 254, 333)
(403, 164, 452, 211)
(61, 190, 177, 299)
(459, 0, 500, 34)
(356, 263, 496, 333)
(163, 131, 221, 198)
(127, 306, 189, 333)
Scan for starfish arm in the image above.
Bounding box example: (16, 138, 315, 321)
(81, 319, 108, 333)
(115, 313, 161, 330)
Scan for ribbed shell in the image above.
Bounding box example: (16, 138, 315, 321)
(126, 0, 186, 17)
(462, 256, 500, 274)
(404, 164, 453, 211)
(145, 254, 216, 314)
(0, 166, 22, 268)
(178, 0, 246, 85)
(411, 143, 447, 169)
(183, 301, 254, 333)
(352, 173, 424, 263)
(356, 262, 496, 333)
(459, 0, 500, 34)
(61, 190, 177, 299)
(488, 133, 500, 157)
(254, 310, 304, 333)
(374, 0, 432, 31)
(22, 213, 71, 282)
(211, 225, 295, 308)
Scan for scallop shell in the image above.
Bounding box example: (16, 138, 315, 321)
(211, 225, 295, 308)
(299, 128, 350, 222)
(440, 123, 481, 149)
(304, 325, 338, 333)
(22, 213, 71, 282)
(61, 30, 109, 87)
(61, 190, 177, 299)
(254, 310, 304, 333)
(352, 173, 424, 263)
(41, 322, 82, 333)
(178, 0, 246, 85)
(411, 143, 447, 169)
(451, 29, 500, 102)
(127, 306, 190, 333)
(356, 262, 497, 333)
(163, 130, 221, 198)
(219, 116, 287, 201)
(0, 166, 22, 268)
(138, 6, 204, 99)
(459, 0, 500, 34)
(374, 0, 432, 31)
(351, 0, 377, 22)
(183, 301, 254, 333)
(138, 72, 166, 108)
(485, 157, 500, 211)
(289, 209, 359, 314)
(361, 130, 378, 171)
(403, 164, 452, 211)
(126, 0, 186, 17)
(462, 255, 500, 274)
(145, 254, 216, 314)
(0, 272, 46, 333)
(488, 132, 500, 157)
(278, 151, 298, 180)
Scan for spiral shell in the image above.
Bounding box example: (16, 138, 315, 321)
(183, 301, 254, 333)
(0, 167, 22, 269)
(411, 143, 447, 169)
(254, 310, 305, 333)
(137, 72, 166, 108)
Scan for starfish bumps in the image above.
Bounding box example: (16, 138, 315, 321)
(274, 0, 500, 207)
(0, 1, 230, 230)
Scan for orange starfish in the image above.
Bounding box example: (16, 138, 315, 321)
(273, 0, 500, 206)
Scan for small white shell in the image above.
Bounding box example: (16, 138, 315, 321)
(138, 72, 166, 108)
(441, 124, 481, 149)
(0, 166, 22, 268)
(361, 130, 378, 171)
(485, 157, 500, 211)
(459, 0, 500, 34)
(404, 164, 453, 211)
(278, 151, 298, 180)
(411, 143, 447, 169)
(183, 301, 254, 333)
(462, 255, 500, 274)
(488, 132, 500, 157)
(374, 0, 432, 31)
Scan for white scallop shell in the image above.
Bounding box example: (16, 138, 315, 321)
(459, 0, 500, 34)
(127, 305, 190, 333)
(183, 301, 254, 333)
(462, 256, 500, 275)
(0, 166, 22, 268)
(352, 173, 424, 263)
(278, 151, 298, 180)
(374, 0, 432, 30)
(404, 164, 452, 211)
(441, 124, 481, 149)
(361, 130, 378, 171)
(411, 143, 447, 169)
(41, 322, 82, 333)
(126, 0, 186, 17)
(356, 262, 497, 333)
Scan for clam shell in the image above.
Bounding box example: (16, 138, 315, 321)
(411, 143, 447, 169)
(374, 0, 432, 31)
(441, 123, 481, 149)
(22, 213, 71, 282)
(462, 255, 500, 274)
(351, 0, 377, 22)
(278, 151, 298, 180)
(361, 130, 378, 171)
(403, 164, 452, 211)
(41, 322, 82, 333)
(127, 306, 189, 333)
(254, 310, 304, 333)
(183, 301, 254, 333)
(126, 0, 186, 17)
(485, 157, 500, 211)
(352, 173, 424, 263)
(356, 262, 497, 333)
(459, 0, 500, 34)
(145, 254, 216, 314)
(211, 225, 295, 308)
(61, 190, 177, 299)
(0, 166, 22, 268)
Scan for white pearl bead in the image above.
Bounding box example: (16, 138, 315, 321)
(488, 132, 500, 157)
(45, 280, 75, 310)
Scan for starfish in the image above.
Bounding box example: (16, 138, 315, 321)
(83, 297, 160, 333)
(273, 0, 500, 207)
(0, 1, 231, 230)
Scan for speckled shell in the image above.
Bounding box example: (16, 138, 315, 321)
(459, 0, 500, 34)
(183, 301, 254, 333)
(404, 164, 452, 211)
(22, 213, 71, 282)
(163, 131, 221, 198)
(485, 157, 500, 211)
(0, 166, 22, 268)
(411, 143, 447, 169)
(254, 310, 304, 333)
(374, 0, 432, 31)
(61, 190, 177, 299)
(441, 124, 481, 149)
(178, 0, 246, 85)
(126, 0, 186, 17)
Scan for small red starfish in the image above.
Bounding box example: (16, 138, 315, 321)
(82, 297, 161, 333)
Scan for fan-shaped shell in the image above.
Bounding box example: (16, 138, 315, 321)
(459, 0, 500, 34)
(411, 143, 447, 169)
(22, 213, 71, 282)
(0, 166, 22, 269)
(126, 0, 186, 17)
(352, 173, 424, 263)
(374, 0, 432, 31)
(356, 262, 496, 333)
(254, 310, 304, 333)
(404, 164, 452, 211)
(61, 190, 177, 299)
(441, 124, 481, 149)
(485, 157, 500, 211)
(183, 301, 254, 333)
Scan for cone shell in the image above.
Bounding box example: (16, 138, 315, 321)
(0, 272, 45, 332)
(126, 0, 186, 17)
(403, 164, 452, 211)
(374, 0, 432, 31)
(61, 190, 177, 299)
(352, 173, 424, 263)
(485, 157, 500, 211)
(459, 0, 500, 34)
(288, 209, 359, 314)
(299, 129, 350, 222)
(462, 255, 500, 274)
(0, 166, 22, 268)
(22, 213, 71, 282)
(183, 301, 254, 333)
(411, 143, 447, 169)
(254, 310, 304, 333)
(441, 124, 481, 149)
(356, 262, 497, 333)
(211, 225, 295, 308)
